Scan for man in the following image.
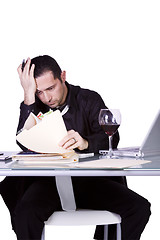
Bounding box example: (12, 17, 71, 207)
(0, 55, 150, 240)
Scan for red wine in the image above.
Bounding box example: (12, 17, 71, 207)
(101, 124, 120, 136)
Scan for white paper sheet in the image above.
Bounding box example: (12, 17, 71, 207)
(73, 158, 150, 169)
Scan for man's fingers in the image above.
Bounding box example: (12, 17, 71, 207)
(30, 64, 35, 77)
(17, 64, 22, 75)
(59, 130, 88, 150)
(59, 130, 76, 146)
(23, 58, 31, 74)
(61, 138, 77, 149)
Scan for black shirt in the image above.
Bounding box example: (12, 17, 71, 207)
(17, 82, 119, 153)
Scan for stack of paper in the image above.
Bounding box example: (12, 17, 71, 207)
(12, 151, 79, 164)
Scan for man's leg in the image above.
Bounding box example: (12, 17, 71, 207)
(14, 177, 62, 240)
(73, 177, 151, 240)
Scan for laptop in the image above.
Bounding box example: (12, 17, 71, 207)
(99, 109, 160, 158)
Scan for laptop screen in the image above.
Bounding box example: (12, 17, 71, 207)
(140, 109, 160, 155)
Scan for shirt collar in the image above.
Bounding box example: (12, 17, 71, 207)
(46, 81, 79, 114)
(65, 81, 79, 110)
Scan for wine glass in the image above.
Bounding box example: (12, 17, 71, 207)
(99, 109, 121, 158)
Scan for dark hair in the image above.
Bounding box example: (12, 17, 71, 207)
(31, 55, 62, 80)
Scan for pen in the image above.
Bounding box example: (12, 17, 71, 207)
(21, 59, 26, 71)
(0, 155, 12, 163)
(4, 156, 12, 163)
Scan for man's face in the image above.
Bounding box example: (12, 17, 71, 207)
(35, 71, 68, 108)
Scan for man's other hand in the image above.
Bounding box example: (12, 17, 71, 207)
(59, 130, 88, 151)
(17, 58, 36, 105)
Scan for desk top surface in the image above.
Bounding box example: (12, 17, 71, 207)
(1, 151, 160, 176)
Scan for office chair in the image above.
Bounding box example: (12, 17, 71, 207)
(41, 176, 121, 240)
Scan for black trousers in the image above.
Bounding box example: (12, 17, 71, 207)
(0, 176, 151, 240)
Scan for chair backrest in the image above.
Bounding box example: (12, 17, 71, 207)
(55, 176, 76, 211)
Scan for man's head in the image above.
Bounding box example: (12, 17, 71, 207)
(31, 55, 68, 108)
(31, 55, 62, 81)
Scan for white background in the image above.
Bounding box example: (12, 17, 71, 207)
(0, 0, 160, 239)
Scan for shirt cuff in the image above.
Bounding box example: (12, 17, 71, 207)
(20, 101, 35, 112)
(20, 102, 36, 120)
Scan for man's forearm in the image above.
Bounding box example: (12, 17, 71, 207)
(24, 92, 36, 105)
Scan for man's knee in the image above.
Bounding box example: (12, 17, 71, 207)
(140, 199, 151, 220)
(15, 198, 43, 227)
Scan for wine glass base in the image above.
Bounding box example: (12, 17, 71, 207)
(99, 150, 120, 159)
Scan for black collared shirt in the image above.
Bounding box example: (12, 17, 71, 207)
(17, 82, 119, 153)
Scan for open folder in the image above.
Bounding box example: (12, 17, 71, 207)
(16, 110, 78, 163)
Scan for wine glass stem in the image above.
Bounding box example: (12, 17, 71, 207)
(108, 135, 113, 158)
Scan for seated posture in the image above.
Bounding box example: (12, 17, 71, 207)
(0, 55, 151, 240)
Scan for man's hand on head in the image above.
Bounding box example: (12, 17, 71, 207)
(17, 58, 36, 105)
(59, 130, 88, 151)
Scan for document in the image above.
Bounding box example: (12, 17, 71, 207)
(15, 109, 78, 164)
(73, 158, 150, 169)
(16, 110, 73, 154)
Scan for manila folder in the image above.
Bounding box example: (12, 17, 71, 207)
(16, 110, 70, 154)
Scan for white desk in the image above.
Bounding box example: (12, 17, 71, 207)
(1, 152, 160, 211)
(1, 152, 160, 176)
